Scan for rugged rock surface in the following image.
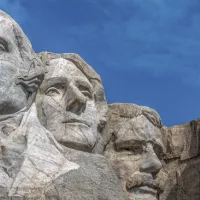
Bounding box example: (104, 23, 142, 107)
(160, 119, 200, 200)
(101, 103, 167, 200)
(36, 52, 108, 153)
(0, 10, 126, 200)
(45, 149, 126, 200)
(0, 9, 200, 200)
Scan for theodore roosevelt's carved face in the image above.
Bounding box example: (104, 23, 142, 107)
(105, 105, 164, 200)
(37, 58, 99, 152)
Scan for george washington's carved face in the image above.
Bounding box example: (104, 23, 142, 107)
(0, 12, 43, 115)
(37, 58, 99, 152)
(0, 15, 27, 115)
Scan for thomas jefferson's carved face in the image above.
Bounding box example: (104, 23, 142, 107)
(38, 58, 99, 152)
(105, 115, 164, 200)
(0, 16, 27, 115)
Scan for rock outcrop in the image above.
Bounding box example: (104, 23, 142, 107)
(0, 10, 125, 200)
(160, 119, 200, 200)
(0, 9, 199, 200)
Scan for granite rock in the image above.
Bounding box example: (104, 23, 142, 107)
(102, 103, 167, 200)
(36, 52, 108, 153)
(0, 9, 200, 200)
(0, 10, 125, 200)
(160, 119, 200, 200)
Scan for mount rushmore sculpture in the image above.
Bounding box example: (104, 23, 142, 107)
(0, 10, 199, 200)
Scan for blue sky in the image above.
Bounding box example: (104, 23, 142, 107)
(1, 0, 200, 126)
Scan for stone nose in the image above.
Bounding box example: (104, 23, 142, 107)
(139, 145, 162, 174)
(65, 83, 87, 114)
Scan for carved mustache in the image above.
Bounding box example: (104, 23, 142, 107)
(126, 173, 164, 193)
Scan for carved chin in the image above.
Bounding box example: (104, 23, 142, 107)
(58, 123, 97, 152)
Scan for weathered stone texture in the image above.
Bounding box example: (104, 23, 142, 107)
(162, 119, 200, 160)
(160, 119, 200, 200)
(0, 9, 200, 200)
(44, 150, 126, 200)
(103, 103, 166, 200)
(0, 10, 125, 200)
(36, 52, 107, 153)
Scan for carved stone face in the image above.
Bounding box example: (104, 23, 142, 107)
(0, 11, 43, 115)
(38, 58, 99, 152)
(105, 114, 164, 200)
(0, 16, 27, 114)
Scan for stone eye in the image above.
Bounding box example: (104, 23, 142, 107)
(81, 90, 92, 99)
(123, 147, 134, 152)
(45, 84, 65, 96)
(124, 148, 137, 155)
(122, 147, 140, 155)
(46, 87, 60, 96)
(120, 145, 144, 156)
(78, 85, 92, 99)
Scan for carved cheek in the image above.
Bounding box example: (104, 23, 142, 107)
(0, 63, 17, 85)
(112, 155, 139, 182)
(42, 96, 63, 117)
(85, 101, 98, 117)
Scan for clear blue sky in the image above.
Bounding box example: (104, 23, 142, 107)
(1, 0, 200, 126)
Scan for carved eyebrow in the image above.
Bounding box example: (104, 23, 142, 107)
(40, 77, 68, 93)
(115, 139, 146, 151)
(75, 78, 93, 94)
(0, 37, 9, 52)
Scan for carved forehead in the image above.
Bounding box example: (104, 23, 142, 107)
(0, 10, 32, 51)
(0, 12, 20, 50)
(0, 10, 14, 25)
(0, 15, 13, 34)
(116, 115, 162, 142)
(107, 103, 163, 144)
(38, 52, 103, 83)
(45, 58, 91, 83)
(108, 103, 162, 128)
